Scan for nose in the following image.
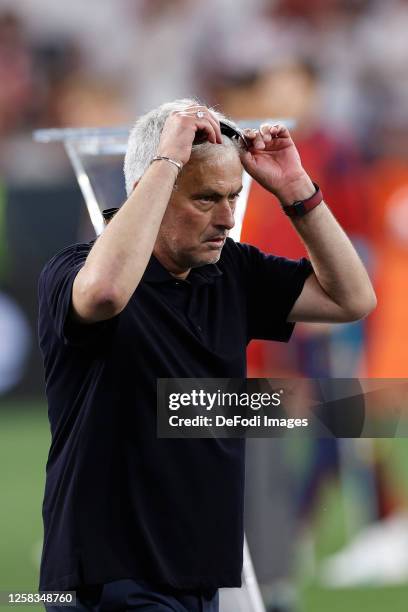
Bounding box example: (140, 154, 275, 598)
(212, 199, 235, 231)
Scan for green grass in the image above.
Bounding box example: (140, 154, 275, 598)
(2, 402, 408, 611)
(301, 584, 408, 612)
(298, 438, 408, 611)
(0, 401, 49, 611)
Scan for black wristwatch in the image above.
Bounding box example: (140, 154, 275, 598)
(282, 182, 323, 218)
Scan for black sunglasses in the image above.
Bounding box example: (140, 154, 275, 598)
(192, 120, 249, 149)
(219, 120, 249, 149)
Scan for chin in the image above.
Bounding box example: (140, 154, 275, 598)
(202, 244, 225, 262)
(178, 242, 225, 269)
(205, 253, 221, 265)
(189, 251, 221, 268)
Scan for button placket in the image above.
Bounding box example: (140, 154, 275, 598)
(186, 280, 206, 338)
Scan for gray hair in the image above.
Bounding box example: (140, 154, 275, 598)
(123, 98, 241, 196)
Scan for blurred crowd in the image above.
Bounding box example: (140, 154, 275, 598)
(1, 0, 408, 143)
(1, 0, 408, 609)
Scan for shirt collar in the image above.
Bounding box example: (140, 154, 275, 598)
(88, 239, 222, 284)
(143, 254, 223, 284)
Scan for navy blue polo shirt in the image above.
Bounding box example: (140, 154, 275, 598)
(37, 237, 312, 593)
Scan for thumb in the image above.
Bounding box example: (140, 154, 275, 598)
(240, 149, 257, 175)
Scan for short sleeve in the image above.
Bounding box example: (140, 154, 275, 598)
(38, 243, 119, 349)
(239, 243, 313, 342)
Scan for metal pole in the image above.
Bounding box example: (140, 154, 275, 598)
(64, 141, 104, 236)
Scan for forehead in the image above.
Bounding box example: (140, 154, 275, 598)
(179, 147, 243, 192)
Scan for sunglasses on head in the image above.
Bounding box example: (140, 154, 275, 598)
(219, 120, 249, 149)
(102, 121, 249, 222)
(194, 120, 249, 149)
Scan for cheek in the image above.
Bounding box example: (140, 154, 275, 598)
(170, 206, 209, 237)
(160, 208, 185, 240)
(160, 194, 213, 244)
(158, 212, 194, 250)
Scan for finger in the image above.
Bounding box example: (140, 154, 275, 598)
(206, 111, 223, 144)
(182, 104, 208, 115)
(181, 108, 222, 144)
(243, 128, 264, 149)
(239, 148, 257, 174)
(251, 130, 266, 150)
(184, 103, 208, 111)
(243, 128, 258, 141)
(269, 123, 290, 138)
(194, 118, 218, 144)
(259, 123, 273, 143)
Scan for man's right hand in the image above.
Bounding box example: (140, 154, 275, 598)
(157, 104, 223, 166)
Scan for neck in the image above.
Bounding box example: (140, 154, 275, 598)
(153, 248, 190, 280)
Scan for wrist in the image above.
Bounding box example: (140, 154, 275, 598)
(156, 147, 186, 166)
(150, 155, 183, 174)
(276, 174, 315, 207)
(282, 181, 323, 218)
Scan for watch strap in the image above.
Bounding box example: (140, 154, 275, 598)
(282, 182, 323, 218)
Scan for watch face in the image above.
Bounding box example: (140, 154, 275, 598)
(284, 184, 322, 217)
(283, 203, 303, 218)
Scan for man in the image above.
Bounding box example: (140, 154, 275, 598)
(38, 99, 376, 611)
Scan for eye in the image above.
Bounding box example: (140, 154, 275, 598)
(194, 198, 214, 212)
(197, 196, 215, 209)
(228, 193, 240, 206)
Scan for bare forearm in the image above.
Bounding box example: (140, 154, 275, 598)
(74, 160, 178, 317)
(241, 124, 376, 322)
(290, 197, 376, 318)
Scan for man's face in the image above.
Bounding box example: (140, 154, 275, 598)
(154, 146, 243, 277)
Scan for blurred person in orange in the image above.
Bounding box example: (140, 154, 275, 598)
(365, 126, 408, 378)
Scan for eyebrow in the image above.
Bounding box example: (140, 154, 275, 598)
(191, 186, 243, 199)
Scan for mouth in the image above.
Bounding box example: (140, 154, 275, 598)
(204, 236, 226, 248)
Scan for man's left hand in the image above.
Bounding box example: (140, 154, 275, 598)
(240, 124, 315, 205)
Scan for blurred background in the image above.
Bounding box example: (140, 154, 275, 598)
(1, 0, 408, 611)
